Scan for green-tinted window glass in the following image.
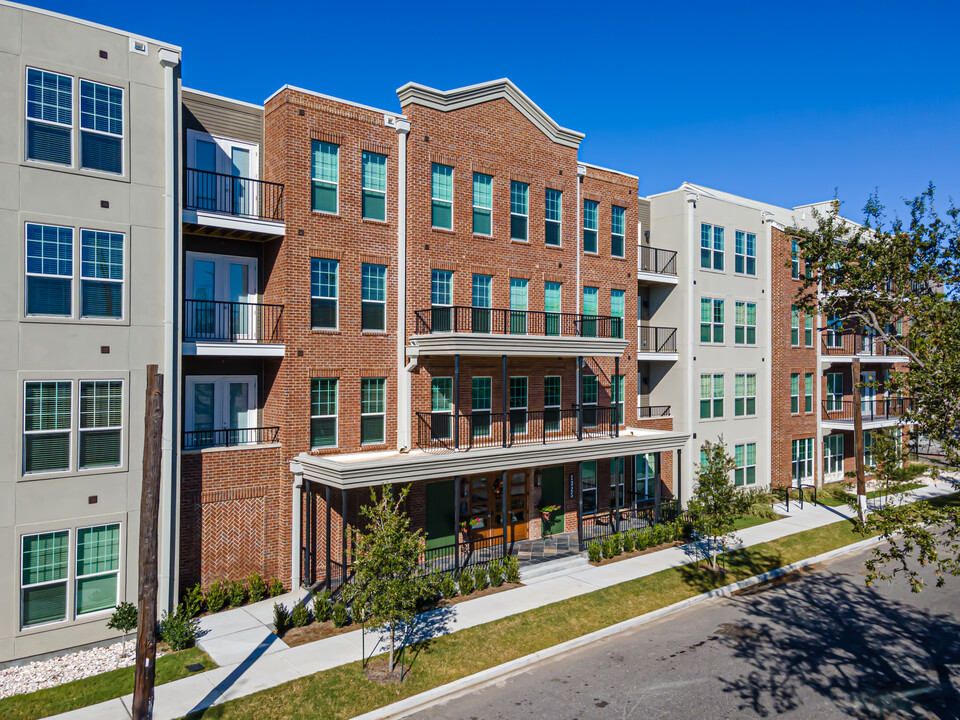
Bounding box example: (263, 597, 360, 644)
(24, 381, 71, 474)
(75, 524, 120, 615)
(472, 377, 491, 411)
(472, 172, 492, 235)
(790, 373, 800, 414)
(583, 200, 598, 253)
(509, 376, 528, 409)
(360, 378, 385, 444)
(611, 205, 625, 257)
(700, 298, 712, 342)
(79, 380, 122, 468)
(791, 306, 800, 345)
(713, 226, 724, 270)
(510, 181, 528, 241)
(361, 151, 387, 221)
(431, 163, 453, 229)
(582, 286, 598, 337)
(613, 374, 625, 423)
(544, 282, 562, 313)
(510, 278, 528, 311)
(472, 274, 491, 308)
(311, 140, 338, 213)
(805, 373, 814, 412)
(26, 223, 73, 317)
(361, 263, 386, 331)
(545, 188, 562, 246)
(311, 258, 338, 329)
(431, 269, 452, 306)
(700, 223, 712, 268)
(544, 376, 561, 407)
(80, 230, 123, 319)
(310, 378, 337, 448)
(713, 374, 724, 417)
(805, 313, 814, 347)
(21, 530, 69, 627)
(582, 374, 598, 404)
(431, 377, 453, 413)
(611, 289, 625, 339)
(713, 299, 724, 343)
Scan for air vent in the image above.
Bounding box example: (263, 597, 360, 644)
(129, 38, 148, 55)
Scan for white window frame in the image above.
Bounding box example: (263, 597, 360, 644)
(635, 453, 658, 501)
(734, 442, 757, 486)
(510, 181, 529, 242)
(24, 67, 74, 168)
(583, 199, 599, 254)
(311, 140, 339, 215)
(610, 457, 626, 509)
(471, 376, 492, 437)
(611, 205, 626, 258)
(734, 230, 757, 276)
(700, 298, 724, 344)
(431, 163, 453, 230)
(544, 375, 561, 423)
(310, 377, 338, 449)
(360, 262, 387, 332)
(792, 437, 814, 482)
(734, 373, 756, 417)
(25, 223, 74, 318)
(545, 188, 562, 247)
(20, 529, 71, 629)
(804, 373, 814, 413)
(74, 522, 121, 617)
(699, 373, 724, 420)
(78, 79, 124, 175)
(310, 257, 339, 331)
(472, 172, 493, 236)
(78, 379, 124, 471)
(734, 300, 757, 346)
(23, 379, 73, 475)
(431, 376, 454, 441)
(184, 376, 258, 443)
(361, 150, 387, 221)
(360, 377, 387, 445)
(826, 372, 844, 411)
(581, 460, 598, 514)
(79, 228, 124, 321)
(509, 375, 528, 434)
(582, 373, 599, 427)
(824, 434, 844, 477)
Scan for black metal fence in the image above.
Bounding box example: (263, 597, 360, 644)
(579, 499, 687, 550)
(184, 299, 284, 344)
(638, 326, 677, 353)
(414, 306, 623, 339)
(183, 425, 279, 450)
(186, 167, 284, 221)
(821, 332, 910, 357)
(821, 397, 911, 423)
(421, 532, 506, 576)
(639, 245, 678, 276)
(637, 405, 671, 419)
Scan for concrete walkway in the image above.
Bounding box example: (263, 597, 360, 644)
(52, 482, 956, 720)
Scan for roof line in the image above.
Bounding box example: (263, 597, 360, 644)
(264, 84, 404, 118)
(578, 161, 639, 181)
(183, 87, 263, 110)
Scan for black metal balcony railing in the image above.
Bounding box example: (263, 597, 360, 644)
(184, 299, 284, 344)
(185, 168, 284, 222)
(822, 332, 910, 357)
(639, 245, 678, 276)
(183, 426, 279, 450)
(416, 406, 618, 452)
(821, 397, 911, 423)
(414, 307, 624, 339)
(638, 326, 677, 353)
(637, 405, 671, 418)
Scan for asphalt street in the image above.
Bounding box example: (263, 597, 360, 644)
(408, 545, 960, 719)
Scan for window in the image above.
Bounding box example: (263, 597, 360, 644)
(791, 239, 801, 279)
(544, 376, 561, 432)
(471, 273, 492, 333)
(611, 205, 625, 257)
(824, 434, 844, 476)
(864, 430, 875, 468)
(826, 372, 843, 410)
(825, 313, 842, 348)
(700, 298, 724, 343)
(509, 376, 527, 434)
(510, 181, 528, 241)
(805, 313, 814, 347)
(26, 68, 72, 165)
(361, 263, 386, 331)
(310, 378, 337, 448)
(509, 278, 528, 334)
(610, 457, 626, 508)
(581, 461, 597, 514)
(185, 376, 256, 448)
(310, 258, 338, 329)
(431, 377, 453, 440)
(583, 199, 598, 253)
(472, 172, 492, 235)
(80, 230, 123, 319)
(700, 374, 724, 419)
(701, 223, 723, 270)
(431, 163, 453, 229)
(360, 378, 385, 444)
(79, 80, 123, 174)
(361, 151, 387, 221)
(545, 188, 562, 246)
(431, 269, 453, 332)
(635, 453, 658, 501)
(735, 302, 756, 345)
(75, 524, 120, 615)
(735, 231, 756, 275)
(79, 380, 122, 469)
(734, 373, 756, 417)
(545, 281, 561, 336)
(26, 223, 73, 317)
(804, 373, 814, 413)
(471, 376, 492, 437)
(21, 530, 69, 627)
(24, 381, 71, 474)
(792, 438, 814, 482)
(790, 373, 800, 414)
(582, 374, 598, 426)
(791, 306, 800, 346)
(611, 289, 625, 339)
(310, 140, 339, 213)
(613, 374, 625, 423)
(734, 443, 757, 486)
(582, 286, 598, 337)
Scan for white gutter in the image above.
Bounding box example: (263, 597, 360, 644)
(576, 165, 586, 314)
(393, 118, 412, 451)
(157, 48, 180, 615)
(683, 190, 699, 505)
(762, 213, 776, 488)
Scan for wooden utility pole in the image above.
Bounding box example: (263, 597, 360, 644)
(133, 366, 164, 720)
(852, 356, 866, 522)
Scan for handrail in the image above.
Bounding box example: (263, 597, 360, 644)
(821, 332, 910, 357)
(184, 299, 284, 344)
(413, 306, 624, 339)
(185, 167, 284, 222)
(821, 397, 911, 423)
(637, 405, 671, 418)
(638, 326, 677, 353)
(183, 426, 279, 450)
(638, 245, 678, 276)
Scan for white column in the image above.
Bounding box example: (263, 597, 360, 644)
(290, 462, 304, 588)
(683, 189, 698, 505)
(393, 117, 412, 451)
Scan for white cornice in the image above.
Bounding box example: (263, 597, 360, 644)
(578, 161, 639, 181)
(263, 84, 404, 120)
(406, 334, 629, 359)
(396, 78, 585, 149)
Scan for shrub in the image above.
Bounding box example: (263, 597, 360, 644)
(352, 596, 367, 624)
(588, 542, 602, 563)
(621, 531, 635, 553)
(473, 564, 489, 591)
(247, 573, 267, 603)
(182, 583, 204, 618)
(503, 554, 521, 584)
(331, 601, 349, 628)
(107, 601, 138, 656)
(487, 559, 504, 587)
(652, 524, 669, 546)
(290, 602, 311, 628)
(313, 590, 332, 622)
(272, 602, 289, 634)
(635, 529, 651, 551)
(457, 569, 475, 596)
(205, 581, 228, 614)
(159, 604, 200, 650)
(422, 573, 443, 604)
(601, 536, 616, 559)
(268, 577, 285, 597)
(228, 579, 246, 607)
(440, 573, 458, 599)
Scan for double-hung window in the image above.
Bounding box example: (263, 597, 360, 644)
(471, 377, 492, 437)
(581, 461, 597, 514)
(611, 205, 626, 258)
(544, 281, 562, 336)
(792, 438, 814, 482)
(610, 289, 625, 339)
(700, 374, 724, 419)
(791, 240, 801, 279)
(310, 258, 338, 329)
(805, 313, 814, 347)
(544, 376, 561, 432)
(790, 306, 801, 346)
(826, 372, 843, 411)
(509, 376, 528, 434)
(582, 374, 598, 426)
(582, 286, 599, 337)
(361, 151, 387, 221)
(701, 223, 723, 270)
(864, 431, 875, 467)
(310, 378, 337, 448)
(510, 181, 528, 241)
(583, 199, 598, 253)
(431, 377, 453, 440)
(79, 80, 123, 174)
(75, 523, 120, 615)
(734, 443, 757, 486)
(26, 68, 72, 166)
(471, 273, 492, 333)
(790, 373, 800, 414)
(431, 269, 453, 332)
(361, 263, 386, 331)
(545, 188, 562, 246)
(509, 278, 528, 334)
(734, 373, 756, 417)
(735, 301, 756, 345)
(735, 231, 756, 275)
(804, 373, 814, 413)
(610, 457, 626, 509)
(700, 298, 724, 343)
(635, 453, 657, 501)
(472, 172, 492, 235)
(825, 313, 842, 348)
(824, 435, 844, 476)
(80, 230, 123, 319)
(360, 378, 385, 444)
(311, 140, 339, 213)
(79, 380, 122, 469)
(20, 530, 69, 627)
(431, 163, 453, 229)
(26, 223, 73, 317)
(24, 381, 71, 474)
(613, 374, 625, 424)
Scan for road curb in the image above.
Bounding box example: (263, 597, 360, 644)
(350, 535, 884, 720)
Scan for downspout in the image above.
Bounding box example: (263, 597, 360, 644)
(683, 189, 698, 506)
(157, 48, 180, 615)
(576, 164, 586, 314)
(290, 462, 303, 588)
(762, 213, 776, 489)
(392, 117, 412, 451)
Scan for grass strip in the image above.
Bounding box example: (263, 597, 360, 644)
(0, 646, 216, 720)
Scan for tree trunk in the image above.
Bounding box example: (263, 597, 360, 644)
(389, 624, 395, 671)
(711, 536, 718, 570)
(853, 357, 866, 523)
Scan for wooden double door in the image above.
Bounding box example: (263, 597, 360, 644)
(424, 472, 530, 551)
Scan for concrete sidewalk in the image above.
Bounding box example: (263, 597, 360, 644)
(52, 482, 956, 720)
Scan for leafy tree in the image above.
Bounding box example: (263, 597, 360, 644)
(688, 439, 740, 571)
(349, 484, 426, 675)
(107, 601, 138, 657)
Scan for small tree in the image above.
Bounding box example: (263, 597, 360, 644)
(688, 439, 740, 571)
(107, 601, 138, 658)
(350, 485, 425, 675)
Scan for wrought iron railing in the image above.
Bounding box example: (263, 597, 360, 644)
(639, 245, 678, 276)
(183, 426, 279, 450)
(421, 532, 506, 576)
(637, 405, 671, 418)
(579, 499, 687, 549)
(821, 332, 910, 357)
(185, 168, 284, 222)
(638, 326, 677, 353)
(184, 299, 284, 344)
(821, 397, 911, 423)
(414, 306, 623, 339)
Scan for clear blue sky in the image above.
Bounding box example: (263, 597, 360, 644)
(35, 0, 960, 217)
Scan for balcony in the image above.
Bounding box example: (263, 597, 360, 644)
(183, 426, 280, 451)
(182, 299, 285, 357)
(637, 245, 679, 285)
(637, 326, 678, 360)
(407, 307, 629, 358)
(821, 398, 912, 430)
(183, 168, 285, 239)
(637, 405, 671, 419)
(821, 333, 910, 363)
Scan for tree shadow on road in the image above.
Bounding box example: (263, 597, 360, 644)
(677, 545, 785, 594)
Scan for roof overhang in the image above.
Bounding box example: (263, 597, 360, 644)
(407, 333, 629, 358)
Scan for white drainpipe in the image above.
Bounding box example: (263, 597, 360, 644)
(683, 189, 699, 505)
(392, 117, 412, 451)
(290, 462, 303, 588)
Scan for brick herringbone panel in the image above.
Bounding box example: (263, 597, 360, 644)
(199, 487, 266, 586)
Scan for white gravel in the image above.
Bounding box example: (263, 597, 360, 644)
(0, 639, 166, 699)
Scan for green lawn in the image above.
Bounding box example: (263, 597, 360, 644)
(0, 646, 215, 720)
(790, 481, 927, 508)
(732, 514, 778, 531)
(181, 516, 887, 720)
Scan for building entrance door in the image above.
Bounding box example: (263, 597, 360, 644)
(464, 472, 528, 542)
(425, 479, 455, 552)
(540, 466, 565, 536)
